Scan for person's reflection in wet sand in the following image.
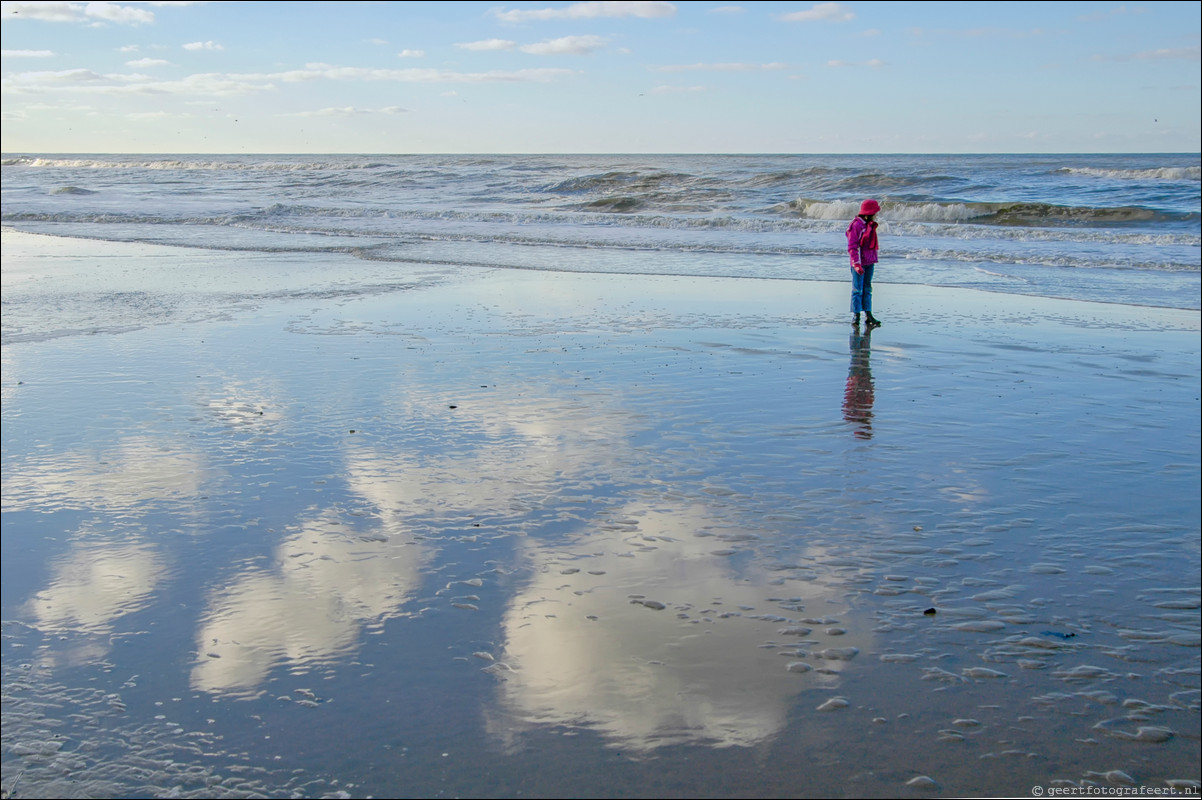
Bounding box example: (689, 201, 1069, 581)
(843, 324, 875, 439)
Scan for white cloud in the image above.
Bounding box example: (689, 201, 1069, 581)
(520, 35, 607, 55)
(88, 1, 155, 24)
(398, 49, 425, 58)
(1, 67, 268, 97)
(656, 62, 750, 72)
(4, 67, 109, 85)
(1, 64, 578, 97)
(457, 35, 607, 56)
(288, 105, 411, 118)
(826, 58, 883, 68)
(1, 2, 82, 22)
(971, 27, 1045, 37)
(1077, 5, 1148, 22)
(455, 39, 517, 52)
(118, 44, 140, 52)
(126, 57, 169, 67)
(274, 65, 576, 84)
(494, 1, 676, 23)
(1, 1, 154, 24)
(779, 3, 853, 23)
(655, 62, 783, 72)
(1093, 46, 1201, 62)
(183, 40, 224, 51)
(1138, 47, 1201, 61)
(709, 5, 744, 13)
(908, 26, 1048, 39)
(2, 49, 56, 57)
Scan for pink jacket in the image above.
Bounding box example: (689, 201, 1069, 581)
(846, 215, 879, 270)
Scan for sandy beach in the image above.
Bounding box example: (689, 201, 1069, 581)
(2, 228, 1199, 799)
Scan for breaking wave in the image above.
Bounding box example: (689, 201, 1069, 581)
(789, 198, 1193, 227)
(1057, 165, 1201, 181)
(2, 156, 395, 171)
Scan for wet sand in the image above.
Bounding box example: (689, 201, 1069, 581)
(2, 229, 1199, 798)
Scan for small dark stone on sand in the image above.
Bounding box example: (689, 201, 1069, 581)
(1041, 630, 1075, 639)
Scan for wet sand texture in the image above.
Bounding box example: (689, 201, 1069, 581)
(2, 231, 1199, 798)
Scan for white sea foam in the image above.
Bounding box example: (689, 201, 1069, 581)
(2, 156, 393, 171)
(3, 153, 1198, 309)
(796, 199, 993, 223)
(1059, 165, 1201, 181)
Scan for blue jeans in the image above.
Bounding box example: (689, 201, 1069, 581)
(851, 263, 874, 314)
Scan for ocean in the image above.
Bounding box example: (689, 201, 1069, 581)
(2, 155, 1200, 799)
(2, 152, 1199, 312)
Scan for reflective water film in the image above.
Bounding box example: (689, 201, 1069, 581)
(2, 233, 1199, 798)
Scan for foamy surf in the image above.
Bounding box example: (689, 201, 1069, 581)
(3, 153, 1198, 308)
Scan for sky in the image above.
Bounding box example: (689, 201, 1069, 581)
(1, 1, 1199, 154)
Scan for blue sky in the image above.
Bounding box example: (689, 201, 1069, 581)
(2, 1, 1199, 153)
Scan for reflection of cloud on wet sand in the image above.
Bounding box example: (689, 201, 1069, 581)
(9, 435, 203, 666)
(490, 505, 869, 752)
(360, 381, 873, 751)
(191, 388, 636, 697)
(204, 380, 287, 429)
(191, 508, 423, 696)
(29, 537, 163, 636)
(1, 435, 206, 513)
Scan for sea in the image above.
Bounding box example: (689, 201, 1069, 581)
(2, 152, 1199, 311)
(2, 154, 1200, 799)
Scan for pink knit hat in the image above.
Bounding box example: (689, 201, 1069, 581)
(860, 198, 881, 215)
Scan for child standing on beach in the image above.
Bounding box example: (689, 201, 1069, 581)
(847, 199, 882, 327)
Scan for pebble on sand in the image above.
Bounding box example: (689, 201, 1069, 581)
(817, 697, 850, 712)
(962, 667, 1008, 679)
(816, 647, 859, 661)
